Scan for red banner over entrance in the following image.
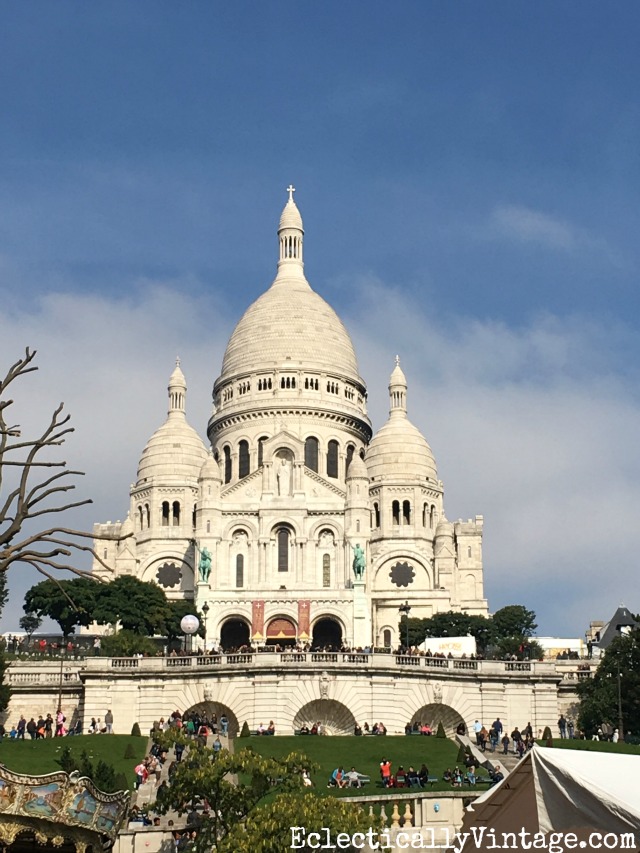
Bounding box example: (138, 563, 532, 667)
(298, 600, 311, 640)
(251, 600, 265, 640)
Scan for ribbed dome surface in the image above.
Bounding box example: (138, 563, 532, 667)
(220, 277, 360, 379)
(137, 417, 208, 483)
(366, 416, 437, 482)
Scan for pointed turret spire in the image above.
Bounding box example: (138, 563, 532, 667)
(276, 184, 304, 280)
(388, 355, 408, 417)
(168, 357, 187, 417)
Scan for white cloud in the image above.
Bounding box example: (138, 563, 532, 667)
(488, 204, 626, 269)
(1, 274, 638, 638)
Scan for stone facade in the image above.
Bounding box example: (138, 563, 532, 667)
(92, 190, 487, 650)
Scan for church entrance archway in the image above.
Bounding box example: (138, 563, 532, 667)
(220, 618, 250, 651)
(266, 616, 297, 647)
(184, 701, 239, 737)
(312, 617, 342, 650)
(409, 703, 465, 737)
(293, 699, 356, 735)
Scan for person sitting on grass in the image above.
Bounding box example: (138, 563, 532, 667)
(418, 763, 430, 786)
(346, 767, 364, 788)
(406, 766, 421, 787)
(466, 766, 477, 786)
(443, 767, 453, 784)
(394, 766, 407, 788)
(328, 766, 347, 789)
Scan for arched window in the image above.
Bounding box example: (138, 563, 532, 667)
(322, 554, 330, 588)
(277, 529, 289, 572)
(192, 504, 196, 528)
(145, 504, 150, 528)
(356, 519, 360, 532)
(238, 440, 250, 479)
(223, 446, 232, 484)
(236, 554, 244, 588)
(430, 505, 435, 530)
(467, 546, 472, 558)
(346, 444, 355, 473)
(403, 500, 411, 525)
(327, 440, 339, 478)
(138, 505, 144, 530)
(258, 436, 268, 467)
(172, 501, 180, 526)
(206, 519, 211, 533)
(422, 503, 428, 527)
(383, 629, 391, 648)
(374, 502, 380, 528)
(392, 500, 400, 525)
(305, 436, 319, 472)
(162, 501, 170, 527)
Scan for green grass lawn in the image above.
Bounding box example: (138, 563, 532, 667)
(545, 738, 640, 755)
(239, 735, 485, 795)
(0, 735, 148, 787)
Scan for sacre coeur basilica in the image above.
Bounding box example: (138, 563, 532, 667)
(7, 191, 569, 737)
(93, 188, 488, 651)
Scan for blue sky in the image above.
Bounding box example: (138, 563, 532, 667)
(1, 2, 640, 637)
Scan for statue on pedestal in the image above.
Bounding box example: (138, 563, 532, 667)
(352, 543, 366, 580)
(198, 547, 212, 583)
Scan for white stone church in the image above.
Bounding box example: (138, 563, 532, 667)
(93, 190, 487, 650)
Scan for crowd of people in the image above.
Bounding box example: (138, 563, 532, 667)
(0, 708, 114, 739)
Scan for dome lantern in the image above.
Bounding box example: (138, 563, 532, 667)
(389, 354, 408, 416)
(276, 184, 304, 281)
(168, 357, 187, 418)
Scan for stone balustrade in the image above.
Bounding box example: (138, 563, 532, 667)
(343, 789, 468, 838)
(5, 652, 560, 686)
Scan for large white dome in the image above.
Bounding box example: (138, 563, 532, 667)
(220, 278, 360, 380)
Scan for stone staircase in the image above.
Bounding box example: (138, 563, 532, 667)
(132, 732, 232, 821)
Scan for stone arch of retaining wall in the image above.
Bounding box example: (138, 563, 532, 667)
(409, 703, 465, 736)
(183, 700, 240, 737)
(293, 699, 356, 735)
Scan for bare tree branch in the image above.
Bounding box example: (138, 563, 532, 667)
(0, 349, 131, 580)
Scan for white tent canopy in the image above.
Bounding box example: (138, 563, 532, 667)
(462, 745, 640, 837)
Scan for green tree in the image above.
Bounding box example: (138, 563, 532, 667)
(578, 628, 640, 737)
(152, 730, 375, 853)
(19, 613, 42, 640)
(24, 577, 97, 638)
(92, 575, 169, 634)
(492, 605, 537, 639)
(409, 611, 495, 653)
(219, 792, 380, 853)
(101, 629, 157, 657)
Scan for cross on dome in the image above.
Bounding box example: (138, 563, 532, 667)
(286, 184, 296, 201)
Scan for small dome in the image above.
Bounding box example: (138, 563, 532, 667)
(435, 517, 453, 537)
(136, 361, 208, 484)
(346, 453, 368, 479)
(137, 418, 208, 483)
(366, 417, 437, 482)
(199, 451, 221, 481)
(279, 197, 303, 232)
(366, 359, 437, 482)
(169, 358, 186, 389)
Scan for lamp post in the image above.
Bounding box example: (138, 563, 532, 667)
(399, 601, 411, 649)
(57, 647, 66, 715)
(202, 602, 210, 651)
(180, 614, 200, 654)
